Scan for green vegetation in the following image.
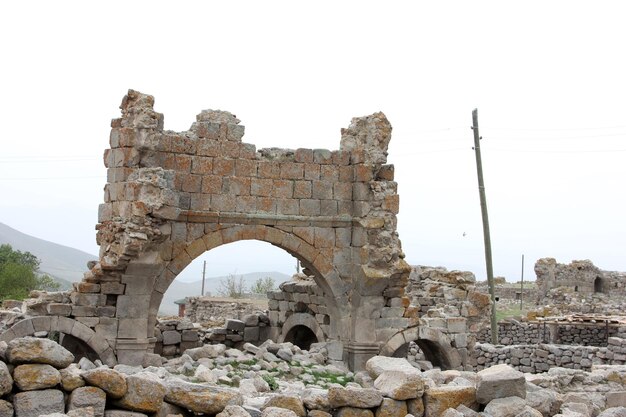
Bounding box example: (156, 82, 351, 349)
(262, 373, 279, 390)
(495, 304, 530, 321)
(250, 276, 275, 294)
(0, 244, 60, 301)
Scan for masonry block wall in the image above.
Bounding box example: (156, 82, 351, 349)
(21, 89, 412, 369)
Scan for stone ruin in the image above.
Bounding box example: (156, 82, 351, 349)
(536, 258, 626, 302)
(1, 89, 413, 370)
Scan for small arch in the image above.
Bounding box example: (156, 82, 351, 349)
(574, 286, 578, 292)
(283, 325, 318, 350)
(0, 316, 117, 366)
(594, 277, 603, 293)
(379, 327, 462, 371)
(278, 313, 326, 349)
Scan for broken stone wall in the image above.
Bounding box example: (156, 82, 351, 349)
(477, 320, 623, 347)
(471, 336, 626, 372)
(184, 297, 264, 324)
(405, 266, 491, 349)
(535, 258, 626, 301)
(267, 275, 330, 342)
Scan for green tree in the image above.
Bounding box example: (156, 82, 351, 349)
(0, 244, 60, 300)
(250, 276, 275, 294)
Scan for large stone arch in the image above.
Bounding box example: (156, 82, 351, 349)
(0, 316, 117, 366)
(145, 224, 347, 341)
(66, 89, 411, 369)
(379, 326, 462, 370)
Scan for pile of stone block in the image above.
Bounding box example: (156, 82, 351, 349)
(0, 336, 243, 416)
(153, 318, 201, 357)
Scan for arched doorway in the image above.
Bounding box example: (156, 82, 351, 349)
(0, 317, 117, 366)
(283, 325, 319, 350)
(278, 313, 326, 349)
(594, 277, 603, 293)
(380, 327, 462, 371)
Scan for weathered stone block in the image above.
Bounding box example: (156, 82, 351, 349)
(13, 389, 65, 417)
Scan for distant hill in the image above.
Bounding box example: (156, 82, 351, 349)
(0, 222, 96, 287)
(0, 222, 292, 314)
(160, 271, 292, 316)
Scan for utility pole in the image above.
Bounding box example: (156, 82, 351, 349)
(519, 254, 524, 312)
(472, 108, 498, 344)
(201, 260, 206, 296)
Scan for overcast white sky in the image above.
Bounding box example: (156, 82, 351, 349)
(1, 1, 625, 284)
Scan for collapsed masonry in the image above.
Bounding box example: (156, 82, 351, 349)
(536, 258, 626, 302)
(0, 90, 412, 370)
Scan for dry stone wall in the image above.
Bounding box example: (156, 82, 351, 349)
(471, 336, 626, 373)
(477, 320, 624, 347)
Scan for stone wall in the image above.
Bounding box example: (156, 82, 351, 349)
(267, 275, 331, 341)
(471, 336, 626, 373)
(184, 296, 264, 324)
(404, 266, 491, 349)
(477, 320, 624, 347)
(474, 283, 538, 302)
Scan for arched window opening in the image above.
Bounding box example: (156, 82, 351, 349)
(57, 332, 100, 363)
(160, 240, 297, 317)
(574, 286, 578, 292)
(391, 340, 451, 370)
(283, 325, 318, 350)
(594, 277, 603, 293)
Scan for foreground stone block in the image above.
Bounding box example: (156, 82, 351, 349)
(366, 356, 415, 379)
(164, 379, 243, 414)
(302, 388, 330, 411)
(113, 373, 165, 413)
(0, 400, 13, 417)
(82, 368, 127, 398)
(13, 363, 61, 391)
(6, 336, 74, 368)
(104, 411, 148, 417)
(335, 408, 374, 417)
(0, 361, 12, 396)
(217, 405, 254, 417)
(60, 363, 86, 391)
(69, 386, 107, 417)
(422, 386, 477, 417)
(374, 369, 424, 400)
(483, 397, 527, 417)
(375, 398, 408, 417)
(13, 389, 64, 417)
(261, 407, 298, 417)
(476, 364, 526, 404)
(328, 387, 383, 409)
(262, 395, 306, 417)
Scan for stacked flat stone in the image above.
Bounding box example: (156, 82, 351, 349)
(0, 337, 243, 417)
(478, 319, 621, 347)
(469, 341, 626, 372)
(267, 278, 331, 341)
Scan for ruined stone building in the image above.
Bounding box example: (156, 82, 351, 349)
(535, 258, 626, 301)
(0, 90, 418, 370)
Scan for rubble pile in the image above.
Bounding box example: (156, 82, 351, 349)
(2, 336, 626, 417)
